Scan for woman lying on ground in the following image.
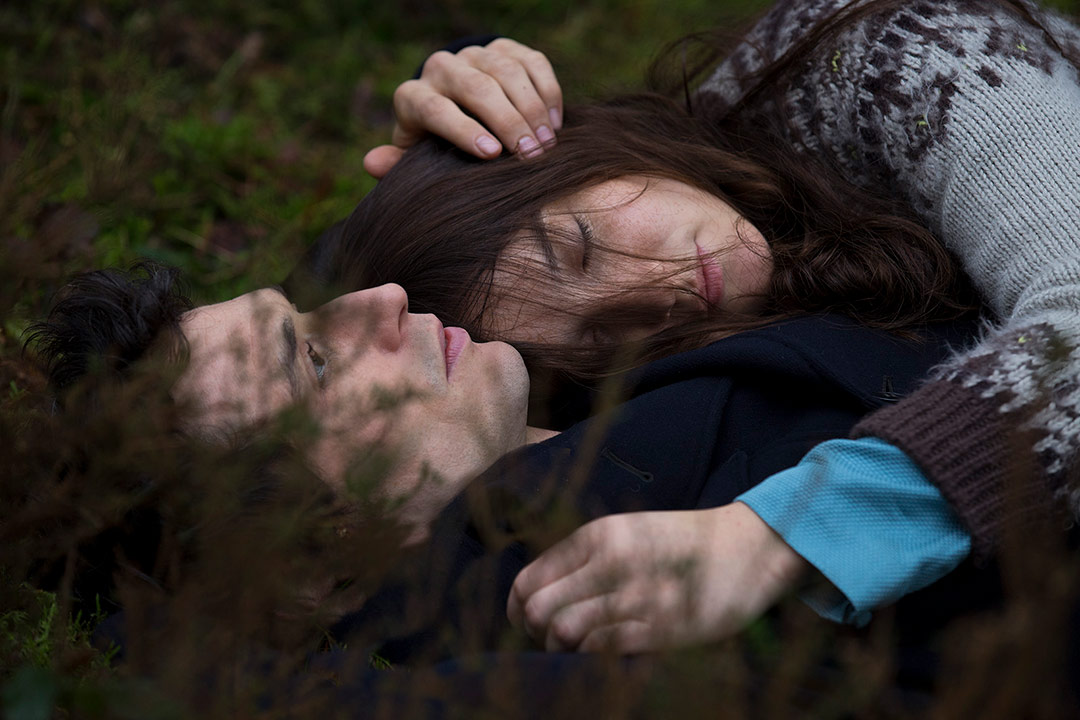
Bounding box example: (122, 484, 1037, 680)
(289, 0, 1080, 651)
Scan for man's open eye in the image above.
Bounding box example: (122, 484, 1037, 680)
(306, 342, 326, 383)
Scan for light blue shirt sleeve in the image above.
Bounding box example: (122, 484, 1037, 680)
(735, 437, 972, 626)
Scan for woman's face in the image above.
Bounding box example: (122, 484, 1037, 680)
(485, 177, 773, 346)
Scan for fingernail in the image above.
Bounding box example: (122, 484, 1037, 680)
(517, 135, 542, 158)
(549, 107, 562, 131)
(536, 125, 555, 147)
(476, 135, 500, 156)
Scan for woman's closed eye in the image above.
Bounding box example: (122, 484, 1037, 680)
(306, 341, 327, 385)
(574, 214, 595, 271)
(580, 319, 622, 346)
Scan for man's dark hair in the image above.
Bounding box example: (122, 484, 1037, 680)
(24, 261, 194, 401)
(12, 262, 195, 613)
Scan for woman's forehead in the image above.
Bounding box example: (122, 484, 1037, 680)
(546, 177, 652, 213)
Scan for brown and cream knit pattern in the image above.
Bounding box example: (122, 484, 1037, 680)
(701, 0, 1080, 553)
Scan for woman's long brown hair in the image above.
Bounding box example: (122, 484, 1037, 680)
(287, 90, 978, 380)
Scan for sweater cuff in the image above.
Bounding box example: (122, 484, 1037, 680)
(852, 376, 1050, 560)
(737, 438, 970, 626)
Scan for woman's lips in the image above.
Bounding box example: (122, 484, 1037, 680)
(444, 326, 470, 378)
(695, 243, 725, 308)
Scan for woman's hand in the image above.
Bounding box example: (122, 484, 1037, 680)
(506, 503, 809, 653)
(363, 38, 563, 178)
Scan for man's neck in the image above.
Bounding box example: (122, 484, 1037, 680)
(525, 425, 559, 445)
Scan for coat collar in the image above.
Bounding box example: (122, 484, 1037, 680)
(624, 314, 974, 411)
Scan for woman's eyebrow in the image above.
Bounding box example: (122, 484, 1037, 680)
(530, 220, 561, 276)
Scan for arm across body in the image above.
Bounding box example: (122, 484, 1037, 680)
(702, 0, 1080, 556)
(508, 437, 974, 646)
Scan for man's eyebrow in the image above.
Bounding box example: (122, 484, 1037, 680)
(267, 284, 290, 301)
(263, 284, 303, 400)
(279, 314, 302, 402)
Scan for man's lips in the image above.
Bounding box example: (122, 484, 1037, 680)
(444, 326, 470, 378)
(695, 243, 725, 308)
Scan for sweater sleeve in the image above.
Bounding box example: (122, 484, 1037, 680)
(700, 0, 1080, 556)
(736, 437, 971, 625)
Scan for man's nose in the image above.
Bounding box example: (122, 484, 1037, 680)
(312, 283, 409, 352)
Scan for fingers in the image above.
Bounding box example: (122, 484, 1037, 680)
(392, 77, 505, 158)
(362, 145, 405, 179)
(419, 51, 544, 157)
(543, 592, 636, 652)
(494, 39, 563, 131)
(579, 621, 654, 654)
(460, 39, 563, 143)
(518, 563, 606, 646)
(391, 39, 564, 161)
(541, 575, 685, 653)
(507, 533, 592, 629)
(455, 52, 549, 155)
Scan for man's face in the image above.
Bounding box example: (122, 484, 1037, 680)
(173, 283, 530, 532)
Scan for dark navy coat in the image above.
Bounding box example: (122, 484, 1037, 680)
(335, 314, 976, 662)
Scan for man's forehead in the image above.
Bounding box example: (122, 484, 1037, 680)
(181, 288, 285, 332)
(174, 288, 293, 423)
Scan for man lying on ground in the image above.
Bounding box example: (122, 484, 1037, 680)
(24, 260, 983, 665)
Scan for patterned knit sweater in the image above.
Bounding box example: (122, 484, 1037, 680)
(700, 0, 1080, 557)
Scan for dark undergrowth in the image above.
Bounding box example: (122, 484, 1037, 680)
(3, 0, 1080, 717)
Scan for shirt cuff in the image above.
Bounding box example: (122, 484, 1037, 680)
(736, 437, 972, 626)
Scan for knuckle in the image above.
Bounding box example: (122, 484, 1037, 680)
(580, 520, 606, 545)
(486, 37, 516, 53)
(392, 79, 421, 103)
(457, 45, 483, 62)
(525, 48, 549, 66)
(415, 93, 447, 120)
(460, 71, 497, 96)
(523, 596, 548, 631)
(523, 100, 549, 123)
(490, 55, 520, 76)
(422, 50, 455, 74)
(549, 616, 580, 648)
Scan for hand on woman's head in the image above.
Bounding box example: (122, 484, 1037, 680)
(364, 38, 563, 178)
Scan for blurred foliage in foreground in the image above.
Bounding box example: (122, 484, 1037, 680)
(2, 0, 1080, 717)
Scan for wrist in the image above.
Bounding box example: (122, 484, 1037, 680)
(730, 501, 810, 593)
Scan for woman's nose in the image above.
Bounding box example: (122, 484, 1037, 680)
(311, 283, 409, 351)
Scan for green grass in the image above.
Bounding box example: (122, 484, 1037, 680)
(0, 0, 771, 312)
